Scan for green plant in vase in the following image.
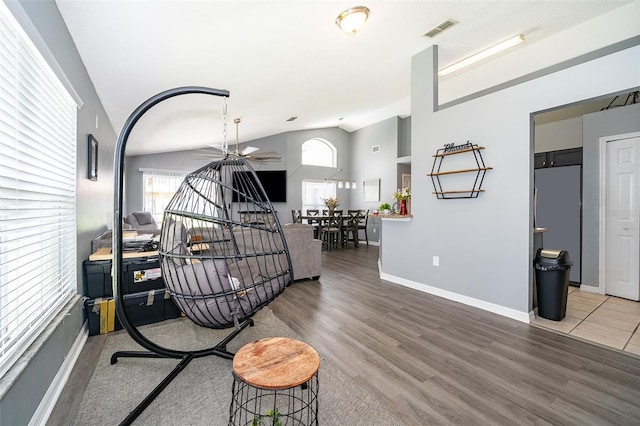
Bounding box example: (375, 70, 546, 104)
(379, 202, 391, 215)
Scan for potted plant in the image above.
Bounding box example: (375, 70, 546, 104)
(379, 202, 391, 215)
(323, 197, 339, 213)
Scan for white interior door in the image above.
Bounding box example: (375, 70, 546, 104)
(605, 135, 640, 301)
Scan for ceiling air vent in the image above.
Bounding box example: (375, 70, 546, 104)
(372, 145, 380, 153)
(423, 19, 458, 38)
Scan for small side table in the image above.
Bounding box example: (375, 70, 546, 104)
(229, 337, 320, 426)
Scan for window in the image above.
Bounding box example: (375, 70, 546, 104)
(301, 138, 337, 168)
(0, 2, 77, 377)
(142, 169, 188, 224)
(301, 180, 336, 212)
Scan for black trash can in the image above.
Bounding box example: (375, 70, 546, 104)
(534, 248, 573, 321)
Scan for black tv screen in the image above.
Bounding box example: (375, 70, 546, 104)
(232, 170, 287, 202)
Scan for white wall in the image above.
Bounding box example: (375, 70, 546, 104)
(535, 117, 584, 153)
(438, 1, 640, 104)
(380, 43, 640, 321)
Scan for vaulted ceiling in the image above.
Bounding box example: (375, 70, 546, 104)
(55, 1, 632, 155)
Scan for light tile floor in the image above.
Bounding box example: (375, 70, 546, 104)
(532, 287, 640, 356)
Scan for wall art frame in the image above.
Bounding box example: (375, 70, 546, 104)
(363, 178, 380, 202)
(88, 134, 98, 181)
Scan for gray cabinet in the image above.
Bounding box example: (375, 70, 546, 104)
(534, 163, 582, 284)
(535, 148, 582, 169)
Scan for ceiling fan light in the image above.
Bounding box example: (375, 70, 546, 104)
(241, 146, 260, 156)
(336, 6, 370, 35)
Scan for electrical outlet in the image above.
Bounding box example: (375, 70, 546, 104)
(373, 227, 377, 233)
(433, 256, 439, 267)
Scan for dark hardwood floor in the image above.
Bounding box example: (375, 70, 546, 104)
(50, 245, 640, 425)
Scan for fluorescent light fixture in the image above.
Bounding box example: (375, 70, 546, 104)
(438, 34, 525, 76)
(336, 6, 370, 35)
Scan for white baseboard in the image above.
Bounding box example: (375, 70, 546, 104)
(579, 284, 605, 295)
(378, 259, 531, 324)
(29, 322, 88, 426)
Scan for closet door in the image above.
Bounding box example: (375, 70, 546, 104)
(534, 165, 582, 283)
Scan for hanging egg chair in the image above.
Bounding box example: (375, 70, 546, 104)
(160, 155, 291, 329)
(111, 86, 292, 425)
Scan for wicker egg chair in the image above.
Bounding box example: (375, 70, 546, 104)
(111, 86, 291, 425)
(160, 156, 291, 329)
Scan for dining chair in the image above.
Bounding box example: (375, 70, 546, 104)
(356, 209, 369, 245)
(343, 211, 360, 248)
(321, 210, 342, 250)
(291, 209, 302, 223)
(305, 209, 320, 238)
(322, 209, 343, 216)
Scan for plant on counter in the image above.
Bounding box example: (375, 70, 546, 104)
(323, 197, 339, 210)
(379, 202, 391, 211)
(393, 187, 411, 201)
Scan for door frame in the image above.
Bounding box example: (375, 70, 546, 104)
(597, 131, 640, 295)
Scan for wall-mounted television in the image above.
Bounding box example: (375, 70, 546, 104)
(232, 170, 287, 203)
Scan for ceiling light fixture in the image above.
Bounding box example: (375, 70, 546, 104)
(438, 34, 525, 76)
(335, 6, 370, 35)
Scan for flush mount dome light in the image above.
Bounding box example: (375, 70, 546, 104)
(336, 6, 370, 35)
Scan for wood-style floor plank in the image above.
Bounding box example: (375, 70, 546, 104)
(49, 244, 640, 425)
(269, 245, 640, 425)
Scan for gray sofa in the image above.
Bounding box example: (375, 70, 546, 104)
(124, 211, 160, 233)
(282, 223, 322, 281)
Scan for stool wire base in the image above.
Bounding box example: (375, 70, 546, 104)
(110, 318, 254, 425)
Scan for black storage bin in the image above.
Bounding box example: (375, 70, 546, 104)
(164, 293, 181, 320)
(121, 289, 167, 327)
(83, 260, 113, 298)
(84, 289, 177, 336)
(122, 257, 165, 294)
(534, 249, 573, 321)
(84, 297, 119, 336)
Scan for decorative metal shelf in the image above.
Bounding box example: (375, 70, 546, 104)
(427, 142, 492, 199)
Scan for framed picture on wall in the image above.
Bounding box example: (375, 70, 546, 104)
(363, 178, 380, 202)
(88, 134, 98, 181)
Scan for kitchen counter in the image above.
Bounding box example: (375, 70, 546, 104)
(371, 214, 413, 222)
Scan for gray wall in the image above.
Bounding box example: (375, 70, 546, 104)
(125, 118, 409, 246)
(124, 127, 357, 227)
(380, 43, 639, 316)
(350, 117, 402, 243)
(582, 103, 640, 287)
(0, 1, 116, 424)
(398, 116, 411, 157)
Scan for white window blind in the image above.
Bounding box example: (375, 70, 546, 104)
(0, 2, 77, 377)
(142, 169, 187, 224)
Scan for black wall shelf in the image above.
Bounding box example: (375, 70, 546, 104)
(427, 142, 492, 199)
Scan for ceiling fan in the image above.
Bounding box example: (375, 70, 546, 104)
(196, 118, 281, 163)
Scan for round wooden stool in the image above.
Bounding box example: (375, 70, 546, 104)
(229, 337, 320, 426)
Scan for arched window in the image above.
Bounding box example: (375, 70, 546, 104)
(302, 138, 337, 168)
